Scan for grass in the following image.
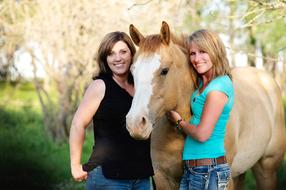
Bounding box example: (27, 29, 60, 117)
(0, 81, 93, 190)
(0, 81, 286, 189)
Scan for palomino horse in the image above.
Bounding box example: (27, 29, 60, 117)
(126, 21, 286, 190)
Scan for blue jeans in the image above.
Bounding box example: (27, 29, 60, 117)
(87, 166, 153, 190)
(179, 163, 231, 190)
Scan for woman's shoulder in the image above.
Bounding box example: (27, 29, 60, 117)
(213, 75, 232, 84)
(205, 75, 233, 95)
(209, 75, 232, 89)
(86, 79, 106, 95)
(79, 79, 106, 105)
(91, 78, 105, 86)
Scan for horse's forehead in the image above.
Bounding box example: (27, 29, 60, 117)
(133, 54, 161, 79)
(132, 34, 174, 79)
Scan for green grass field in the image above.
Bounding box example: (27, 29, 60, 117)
(0, 81, 92, 190)
(0, 81, 285, 189)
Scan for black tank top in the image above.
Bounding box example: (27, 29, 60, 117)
(83, 74, 154, 179)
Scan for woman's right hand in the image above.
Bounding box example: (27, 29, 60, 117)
(69, 80, 105, 182)
(167, 110, 182, 124)
(71, 164, 88, 182)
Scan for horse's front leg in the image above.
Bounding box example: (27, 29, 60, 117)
(151, 140, 184, 189)
(151, 119, 185, 190)
(154, 169, 180, 190)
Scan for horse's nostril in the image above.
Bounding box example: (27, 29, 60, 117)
(141, 117, 146, 125)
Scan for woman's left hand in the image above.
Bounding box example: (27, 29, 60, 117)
(167, 111, 182, 124)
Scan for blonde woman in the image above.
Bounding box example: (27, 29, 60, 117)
(169, 29, 234, 190)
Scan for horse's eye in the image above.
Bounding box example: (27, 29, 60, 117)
(160, 68, 169, 76)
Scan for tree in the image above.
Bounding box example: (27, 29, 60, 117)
(24, 0, 100, 141)
(182, 0, 286, 94)
(13, 0, 285, 142)
(243, 0, 286, 92)
(0, 0, 36, 81)
(24, 0, 191, 142)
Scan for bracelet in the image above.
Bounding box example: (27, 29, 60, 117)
(175, 119, 183, 131)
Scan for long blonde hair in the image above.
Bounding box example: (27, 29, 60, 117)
(188, 29, 232, 87)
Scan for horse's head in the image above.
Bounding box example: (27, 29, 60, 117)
(126, 21, 196, 140)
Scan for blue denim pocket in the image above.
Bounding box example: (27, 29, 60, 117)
(216, 166, 231, 190)
(87, 166, 108, 190)
(188, 166, 209, 190)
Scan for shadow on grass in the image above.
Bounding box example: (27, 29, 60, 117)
(278, 159, 286, 189)
(0, 154, 54, 189)
(0, 107, 85, 190)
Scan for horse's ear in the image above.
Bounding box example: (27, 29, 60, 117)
(160, 21, 170, 45)
(129, 24, 144, 46)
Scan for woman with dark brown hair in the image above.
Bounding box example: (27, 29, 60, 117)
(69, 31, 154, 190)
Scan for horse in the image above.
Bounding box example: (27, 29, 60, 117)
(126, 21, 286, 190)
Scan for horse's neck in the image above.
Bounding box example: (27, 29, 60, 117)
(170, 39, 194, 120)
(175, 66, 194, 121)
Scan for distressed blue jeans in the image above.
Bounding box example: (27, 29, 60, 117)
(179, 163, 231, 190)
(86, 166, 153, 190)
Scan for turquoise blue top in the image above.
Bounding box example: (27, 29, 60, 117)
(182, 75, 234, 160)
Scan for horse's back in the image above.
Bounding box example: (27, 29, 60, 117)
(228, 67, 286, 177)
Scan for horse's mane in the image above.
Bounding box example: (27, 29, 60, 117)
(171, 33, 189, 55)
(138, 34, 161, 54)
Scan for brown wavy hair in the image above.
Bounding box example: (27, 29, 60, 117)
(94, 31, 136, 83)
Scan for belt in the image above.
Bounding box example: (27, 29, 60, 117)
(185, 156, 227, 168)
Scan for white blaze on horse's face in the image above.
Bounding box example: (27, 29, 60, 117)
(126, 54, 161, 139)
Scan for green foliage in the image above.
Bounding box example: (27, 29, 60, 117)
(255, 19, 286, 53)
